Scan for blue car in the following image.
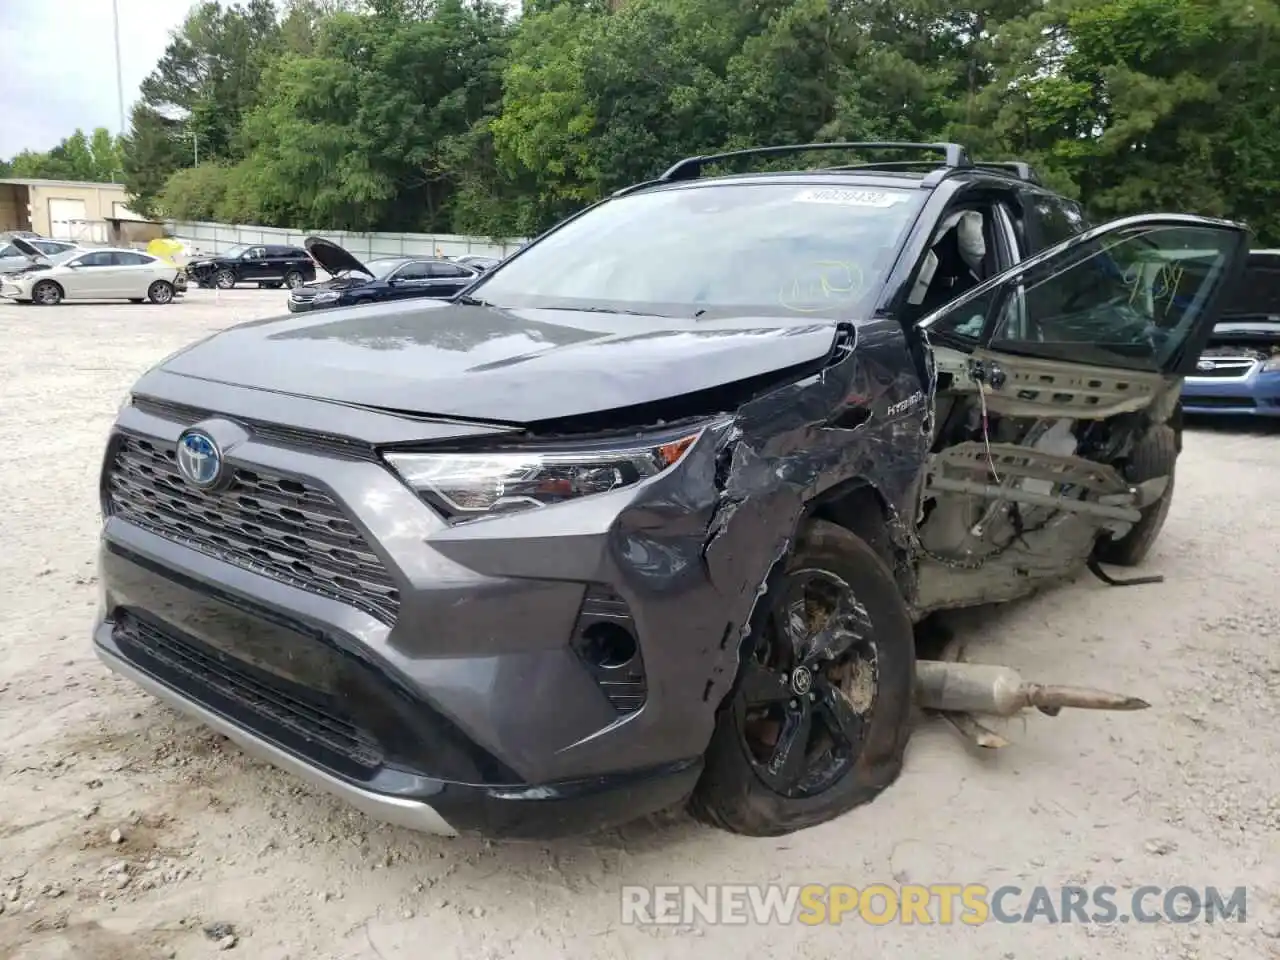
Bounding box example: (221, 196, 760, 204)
(1181, 249, 1280, 417)
(287, 237, 480, 313)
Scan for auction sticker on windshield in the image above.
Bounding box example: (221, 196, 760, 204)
(793, 188, 907, 207)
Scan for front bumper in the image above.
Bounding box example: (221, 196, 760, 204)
(286, 297, 334, 313)
(93, 391, 731, 836)
(93, 616, 698, 837)
(1181, 366, 1280, 416)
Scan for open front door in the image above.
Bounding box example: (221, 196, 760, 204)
(917, 214, 1250, 417)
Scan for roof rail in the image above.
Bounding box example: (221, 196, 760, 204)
(970, 161, 1042, 185)
(657, 142, 971, 183)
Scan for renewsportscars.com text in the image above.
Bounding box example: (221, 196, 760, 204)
(620, 884, 1248, 926)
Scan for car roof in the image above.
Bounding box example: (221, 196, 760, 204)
(614, 142, 1047, 201)
(630, 167, 1033, 197)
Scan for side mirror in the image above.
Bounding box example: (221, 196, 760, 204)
(65, 262, 81, 268)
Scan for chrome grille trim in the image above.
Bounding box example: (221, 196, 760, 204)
(105, 435, 400, 623)
(1189, 358, 1258, 380)
(130, 396, 377, 461)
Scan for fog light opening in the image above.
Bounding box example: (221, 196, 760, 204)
(578, 622, 637, 669)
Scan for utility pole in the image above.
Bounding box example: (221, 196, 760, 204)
(112, 0, 126, 134)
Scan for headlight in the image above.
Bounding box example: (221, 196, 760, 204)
(313, 291, 340, 303)
(1262, 354, 1280, 372)
(384, 425, 708, 523)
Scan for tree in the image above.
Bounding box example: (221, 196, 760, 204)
(233, 0, 512, 230)
(4, 127, 124, 183)
(122, 106, 188, 217)
(58, 0, 1280, 242)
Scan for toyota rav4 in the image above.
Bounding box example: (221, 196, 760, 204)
(93, 143, 1247, 839)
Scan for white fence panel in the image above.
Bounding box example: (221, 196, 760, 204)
(166, 220, 526, 260)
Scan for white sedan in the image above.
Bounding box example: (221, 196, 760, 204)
(0, 242, 182, 306)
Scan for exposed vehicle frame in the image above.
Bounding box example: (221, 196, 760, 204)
(93, 142, 1246, 839)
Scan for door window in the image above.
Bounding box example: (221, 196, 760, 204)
(394, 262, 432, 281)
(242, 247, 266, 260)
(1023, 191, 1089, 253)
(70, 251, 116, 267)
(114, 252, 153, 265)
(922, 218, 1247, 373)
(428, 261, 468, 278)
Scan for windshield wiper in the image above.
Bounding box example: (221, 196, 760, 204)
(537, 304, 664, 317)
(456, 294, 494, 307)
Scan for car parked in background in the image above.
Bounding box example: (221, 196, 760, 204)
(1181, 249, 1280, 417)
(287, 237, 480, 313)
(455, 254, 501, 272)
(0, 236, 79, 274)
(185, 243, 317, 290)
(0, 238, 182, 304)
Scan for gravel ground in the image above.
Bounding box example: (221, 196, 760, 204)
(2, 289, 1280, 960)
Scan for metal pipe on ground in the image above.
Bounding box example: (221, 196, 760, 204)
(916, 661, 1150, 717)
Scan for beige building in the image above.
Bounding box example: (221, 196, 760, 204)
(0, 177, 154, 243)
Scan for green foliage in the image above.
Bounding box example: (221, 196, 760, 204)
(10, 0, 1280, 242)
(5, 128, 124, 183)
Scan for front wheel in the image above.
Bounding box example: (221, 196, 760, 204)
(690, 519, 916, 836)
(283, 270, 305, 289)
(215, 269, 236, 289)
(1094, 424, 1178, 566)
(147, 280, 175, 305)
(31, 280, 62, 305)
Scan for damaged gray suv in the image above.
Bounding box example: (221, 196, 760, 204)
(94, 142, 1248, 838)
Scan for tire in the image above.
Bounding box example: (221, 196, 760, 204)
(689, 519, 916, 836)
(31, 280, 62, 305)
(283, 271, 305, 289)
(215, 269, 236, 289)
(1094, 424, 1178, 567)
(147, 280, 175, 305)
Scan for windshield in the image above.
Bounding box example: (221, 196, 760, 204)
(366, 258, 406, 279)
(471, 182, 925, 318)
(1219, 252, 1280, 319)
(222, 244, 248, 258)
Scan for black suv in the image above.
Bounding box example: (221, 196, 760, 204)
(186, 243, 317, 290)
(95, 142, 1245, 839)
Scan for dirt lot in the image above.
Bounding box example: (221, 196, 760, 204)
(2, 288, 1280, 960)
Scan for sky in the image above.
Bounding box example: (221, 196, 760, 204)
(0, 0, 201, 158)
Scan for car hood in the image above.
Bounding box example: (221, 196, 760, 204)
(8, 236, 46, 263)
(157, 300, 841, 424)
(304, 236, 371, 278)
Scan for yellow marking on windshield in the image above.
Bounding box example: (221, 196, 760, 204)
(779, 261, 865, 313)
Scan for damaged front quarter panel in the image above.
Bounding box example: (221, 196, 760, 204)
(543, 317, 931, 776)
(692, 317, 933, 737)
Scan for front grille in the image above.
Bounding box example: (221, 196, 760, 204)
(113, 612, 384, 772)
(106, 435, 400, 623)
(1191, 359, 1256, 379)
